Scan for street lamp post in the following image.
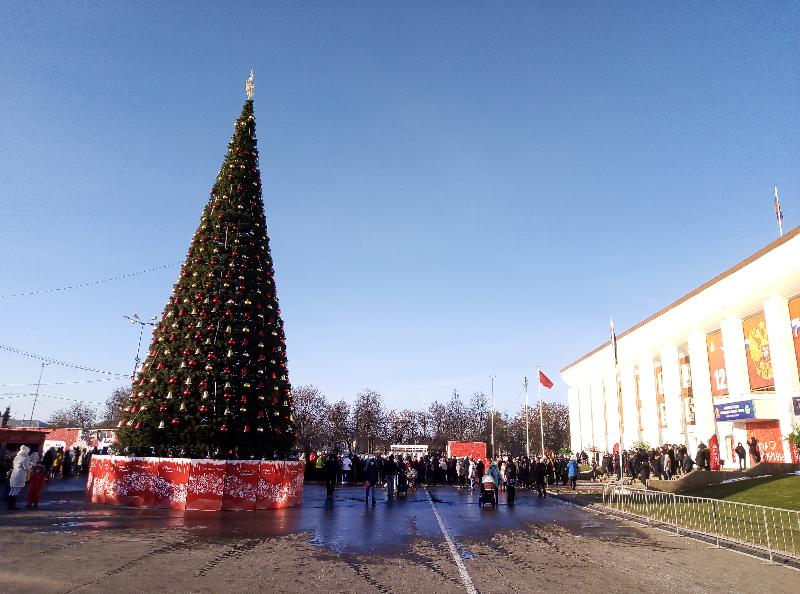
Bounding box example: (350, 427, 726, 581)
(124, 313, 157, 379)
(489, 374, 496, 459)
(29, 361, 50, 426)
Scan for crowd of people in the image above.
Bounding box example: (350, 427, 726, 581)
(305, 451, 583, 504)
(2, 444, 102, 510)
(588, 436, 763, 486)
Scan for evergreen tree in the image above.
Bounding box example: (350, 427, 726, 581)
(117, 91, 295, 459)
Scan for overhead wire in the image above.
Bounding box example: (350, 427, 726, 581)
(0, 261, 181, 299)
(0, 377, 121, 387)
(0, 344, 129, 377)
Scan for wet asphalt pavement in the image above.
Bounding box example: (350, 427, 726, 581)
(2, 478, 573, 556)
(4, 478, 800, 593)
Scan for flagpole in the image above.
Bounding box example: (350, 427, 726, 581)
(524, 376, 530, 458)
(611, 318, 624, 483)
(538, 366, 545, 456)
(489, 374, 496, 460)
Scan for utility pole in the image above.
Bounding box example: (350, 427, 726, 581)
(124, 314, 158, 378)
(29, 361, 50, 426)
(524, 376, 530, 457)
(489, 374, 496, 459)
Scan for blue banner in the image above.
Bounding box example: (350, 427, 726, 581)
(714, 400, 756, 421)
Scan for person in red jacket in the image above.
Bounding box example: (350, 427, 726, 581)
(26, 465, 46, 509)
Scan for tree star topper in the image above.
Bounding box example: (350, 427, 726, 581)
(246, 70, 255, 100)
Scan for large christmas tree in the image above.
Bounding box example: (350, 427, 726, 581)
(117, 76, 295, 459)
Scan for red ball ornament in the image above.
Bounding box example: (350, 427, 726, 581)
(243, 425, 250, 433)
(199, 405, 208, 414)
(171, 418, 180, 426)
(219, 424, 229, 433)
(169, 377, 178, 385)
(159, 404, 167, 412)
(188, 359, 197, 367)
(183, 389, 191, 396)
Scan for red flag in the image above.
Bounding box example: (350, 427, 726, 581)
(539, 370, 554, 389)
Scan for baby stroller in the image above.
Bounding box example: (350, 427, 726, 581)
(397, 468, 408, 498)
(479, 475, 497, 508)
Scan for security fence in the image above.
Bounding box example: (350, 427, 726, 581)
(601, 484, 800, 562)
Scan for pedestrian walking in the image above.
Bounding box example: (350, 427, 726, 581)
(505, 458, 517, 505)
(26, 464, 46, 509)
(748, 437, 761, 464)
(384, 454, 398, 499)
(323, 452, 338, 499)
(735, 442, 747, 470)
(364, 457, 378, 506)
(534, 457, 547, 498)
(7, 446, 31, 510)
(341, 454, 352, 485)
(567, 458, 579, 490)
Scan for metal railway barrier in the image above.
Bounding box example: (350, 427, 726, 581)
(601, 484, 800, 562)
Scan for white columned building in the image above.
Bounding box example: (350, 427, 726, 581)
(562, 229, 800, 467)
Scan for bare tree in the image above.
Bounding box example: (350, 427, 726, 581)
(291, 385, 329, 455)
(443, 390, 468, 441)
(100, 386, 131, 427)
(352, 388, 386, 453)
(467, 391, 490, 442)
(324, 399, 352, 453)
(48, 403, 97, 429)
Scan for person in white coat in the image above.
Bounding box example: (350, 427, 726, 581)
(7, 445, 31, 509)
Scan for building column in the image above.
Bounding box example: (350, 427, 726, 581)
(720, 317, 749, 398)
(619, 363, 640, 446)
(764, 296, 800, 462)
(591, 372, 608, 452)
(604, 358, 622, 453)
(579, 382, 594, 451)
(567, 386, 582, 454)
(637, 357, 660, 447)
(660, 345, 684, 445)
(687, 332, 716, 446)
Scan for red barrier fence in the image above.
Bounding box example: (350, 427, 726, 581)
(87, 455, 304, 511)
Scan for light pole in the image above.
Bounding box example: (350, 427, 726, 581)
(124, 313, 157, 379)
(489, 374, 496, 459)
(29, 361, 50, 426)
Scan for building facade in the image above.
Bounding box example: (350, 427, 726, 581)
(561, 228, 800, 467)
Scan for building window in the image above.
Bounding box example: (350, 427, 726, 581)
(634, 368, 644, 433)
(788, 296, 800, 379)
(653, 358, 667, 428)
(678, 345, 695, 425)
(743, 312, 774, 392)
(706, 329, 729, 397)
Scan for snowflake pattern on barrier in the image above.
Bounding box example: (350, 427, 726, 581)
(224, 464, 259, 502)
(89, 456, 302, 509)
(187, 464, 225, 498)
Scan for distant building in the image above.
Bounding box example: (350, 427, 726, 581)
(562, 227, 800, 466)
(6, 419, 51, 428)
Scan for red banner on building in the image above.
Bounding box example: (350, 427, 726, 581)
(743, 313, 774, 391)
(706, 330, 728, 397)
(709, 434, 721, 470)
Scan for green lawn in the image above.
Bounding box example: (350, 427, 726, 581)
(684, 475, 800, 511)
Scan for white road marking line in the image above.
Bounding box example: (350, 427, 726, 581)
(424, 487, 478, 594)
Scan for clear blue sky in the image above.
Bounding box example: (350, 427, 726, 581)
(1, 2, 798, 421)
